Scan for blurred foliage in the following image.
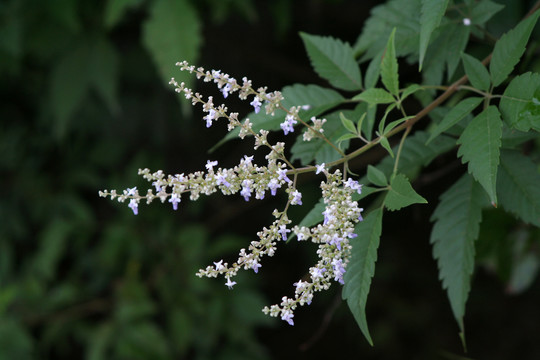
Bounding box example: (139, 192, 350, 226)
(2, 0, 540, 358)
(0, 0, 275, 358)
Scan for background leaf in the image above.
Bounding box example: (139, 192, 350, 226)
(489, 9, 540, 86)
(343, 207, 383, 346)
(419, 0, 449, 70)
(499, 72, 540, 132)
(430, 174, 487, 332)
(498, 150, 540, 226)
(300, 32, 362, 91)
(384, 174, 427, 211)
(457, 106, 502, 205)
(353, 88, 395, 106)
(462, 53, 490, 91)
(143, 0, 201, 91)
(426, 97, 483, 144)
(381, 28, 399, 96)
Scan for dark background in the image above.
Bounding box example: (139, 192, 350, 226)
(1, 0, 540, 359)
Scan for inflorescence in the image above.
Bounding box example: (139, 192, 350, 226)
(99, 61, 364, 326)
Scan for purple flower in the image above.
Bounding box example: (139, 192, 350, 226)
(281, 310, 294, 326)
(277, 169, 291, 183)
(268, 178, 280, 196)
(225, 277, 237, 289)
(358, 207, 364, 222)
(169, 193, 181, 210)
(280, 114, 297, 135)
(204, 109, 216, 127)
(252, 262, 262, 273)
(344, 178, 362, 194)
(221, 83, 232, 98)
(240, 180, 252, 201)
(332, 258, 346, 284)
(205, 160, 218, 172)
(291, 190, 302, 205)
(128, 199, 138, 215)
(315, 163, 326, 175)
(250, 96, 262, 114)
(278, 225, 291, 241)
(216, 174, 231, 188)
(329, 234, 343, 250)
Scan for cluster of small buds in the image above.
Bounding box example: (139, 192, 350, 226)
(99, 156, 299, 215)
(303, 116, 327, 141)
(259, 170, 363, 325)
(101, 61, 366, 328)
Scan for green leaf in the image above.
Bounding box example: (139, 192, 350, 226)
(469, 0, 505, 26)
(216, 84, 344, 148)
(143, 0, 201, 90)
(88, 37, 120, 115)
(381, 28, 399, 96)
(400, 84, 423, 102)
(430, 173, 486, 332)
(299, 32, 362, 91)
(367, 165, 388, 187)
(104, 0, 143, 29)
(499, 72, 540, 132)
(354, 0, 421, 60)
(343, 207, 383, 346)
(368, 131, 456, 182)
(489, 9, 540, 86)
(340, 112, 357, 134)
(336, 133, 359, 144)
(385, 174, 427, 211)
(383, 116, 413, 135)
(462, 53, 490, 91)
(457, 106, 502, 205)
(353, 88, 395, 106)
(419, 0, 449, 70)
(364, 55, 381, 89)
(379, 136, 394, 158)
(49, 42, 91, 138)
(426, 97, 483, 144)
(498, 150, 540, 226)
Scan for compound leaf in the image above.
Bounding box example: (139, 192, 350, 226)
(457, 106, 502, 205)
(490, 9, 540, 86)
(430, 173, 486, 333)
(143, 0, 201, 90)
(426, 97, 483, 144)
(385, 174, 427, 211)
(499, 72, 540, 132)
(381, 28, 399, 96)
(462, 53, 490, 91)
(498, 150, 540, 227)
(343, 207, 383, 346)
(419, 0, 449, 70)
(300, 32, 362, 91)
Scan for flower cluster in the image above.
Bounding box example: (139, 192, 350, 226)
(99, 61, 365, 327)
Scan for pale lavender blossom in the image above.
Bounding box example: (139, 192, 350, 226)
(250, 96, 262, 113)
(281, 310, 294, 326)
(344, 178, 362, 194)
(225, 277, 237, 289)
(315, 163, 326, 174)
(214, 260, 225, 271)
(240, 180, 252, 201)
(128, 199, 138, 215)
(204, 108, 216, 127)
(278, 225, 291, 240)
(169, 193, 181, 210)
(291, 190, 302, 205)
(280, 114, 297, 135)
(205, 160, 218, 172)
(277, 168, 291, 183)
(268, 178, 280, 196)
